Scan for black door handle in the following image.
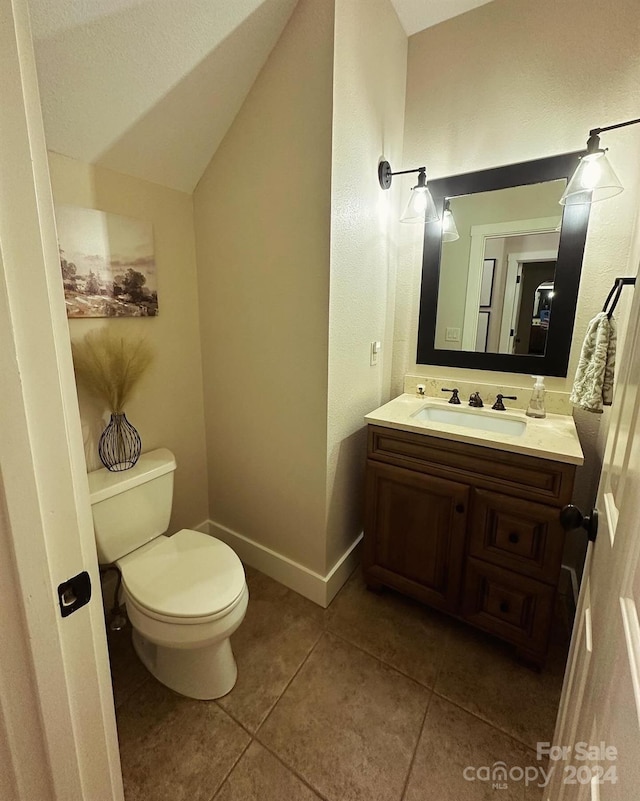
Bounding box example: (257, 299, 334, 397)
(57, 571, 92, 618)
(560, 504, 599, 543)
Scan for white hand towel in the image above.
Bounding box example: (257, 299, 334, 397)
(570, 311, 617, 413)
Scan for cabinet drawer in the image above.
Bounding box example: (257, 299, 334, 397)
(461, 558, 555, 654)
(468, 489, 565, 584)
(368, 426, 575, 506)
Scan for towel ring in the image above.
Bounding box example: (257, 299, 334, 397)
(603, 277, 636, 319)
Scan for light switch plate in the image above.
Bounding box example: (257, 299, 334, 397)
(445, 327, 461, 342)
(370, 340, 381, 366)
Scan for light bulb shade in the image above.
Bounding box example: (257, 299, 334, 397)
(559, 151, 623, 205)
(400, 186, 439, 224)
(442, 208, 460, 242)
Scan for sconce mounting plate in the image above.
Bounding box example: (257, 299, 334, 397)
(378, 160, 392, 189)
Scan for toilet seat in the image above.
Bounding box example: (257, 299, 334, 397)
(117, 529, 246, 623)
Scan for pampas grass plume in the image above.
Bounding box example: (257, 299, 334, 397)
(72, 329, 153, 413)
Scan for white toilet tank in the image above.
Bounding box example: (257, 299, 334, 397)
(88, 448, 177, 564)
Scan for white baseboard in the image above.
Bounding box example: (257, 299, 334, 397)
(202, 519, 362, 608)
(193, 519, 211, 535)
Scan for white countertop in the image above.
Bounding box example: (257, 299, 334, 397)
(365, 394, 584, 466)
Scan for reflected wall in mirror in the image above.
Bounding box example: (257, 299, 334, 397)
(417, 153, 591, 377)
(437, 180, 564, 356)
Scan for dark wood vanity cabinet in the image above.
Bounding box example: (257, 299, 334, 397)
(363, 425, 576, 667)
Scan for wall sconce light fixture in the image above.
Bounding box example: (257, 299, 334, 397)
(441, 199, 460, 242)
(560, 117, 640, 205)
(378, 161, 439, 223)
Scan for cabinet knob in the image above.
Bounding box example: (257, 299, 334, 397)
(455, 503, 465, 514)
(499, 600, 510, 614)
(508, 531, 520, 544)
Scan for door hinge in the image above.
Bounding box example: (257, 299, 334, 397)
(57, 571, 92, 618)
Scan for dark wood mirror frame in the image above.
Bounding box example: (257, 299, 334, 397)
(416, 152, 591, 377)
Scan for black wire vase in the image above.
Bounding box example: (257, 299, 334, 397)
(98, 412, 142, 472)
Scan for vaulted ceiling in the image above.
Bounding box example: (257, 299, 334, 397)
(29, 0, 495, 193)
(29, 0, 299, 192)
(390, 0, 495, 36)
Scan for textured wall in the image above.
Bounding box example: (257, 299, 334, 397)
(33, 0, 298, 192)
(194, 0, 334, 574)
(326, 0, 407, 570)
(48, 152, 209, 534)
(393, 0, 640, 572)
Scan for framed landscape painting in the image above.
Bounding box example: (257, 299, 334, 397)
(56, 205, 158, 318)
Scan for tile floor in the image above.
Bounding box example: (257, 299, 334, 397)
(107, 566, 573, 801)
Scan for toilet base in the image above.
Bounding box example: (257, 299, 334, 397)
(132, 628, 238, 700)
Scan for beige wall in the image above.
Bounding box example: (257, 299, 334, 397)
(194, 0, 406, 576)
(193, 0, 334, 574)
(326, 0, 407, 569)
(48, 152, 209, 534)
(393, 0, 640, 571)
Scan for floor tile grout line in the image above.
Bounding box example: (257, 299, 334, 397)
(252, 626, 432, 801)
(212, 700, 257, 739)
(399, 690, 434, 801)
(208, 737, 253, 801)
(258, 739, 331, 801)
(213, 591, 328, 734)
(110, 570, 560, 800)
(430, 688, 553, 755)
(325, 627, 439, 694)
(325, 563, 361, 610)
(250, 627, 437, 801)
(326, 586, 560, 723)
(254, 628, 326, 737)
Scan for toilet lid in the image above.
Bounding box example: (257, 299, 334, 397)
(117, 529, 246, 619)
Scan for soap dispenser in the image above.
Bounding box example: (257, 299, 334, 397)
(526, 375, 546, 419)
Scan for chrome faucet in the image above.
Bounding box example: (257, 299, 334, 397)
(469, 392, 483, 408)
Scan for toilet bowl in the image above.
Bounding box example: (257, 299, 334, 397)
(118, 528, 248, 699)
(88, 449, 248, 700)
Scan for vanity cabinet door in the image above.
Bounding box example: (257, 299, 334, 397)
(468, 489, 566, 584)
(363, 462, 469, 613)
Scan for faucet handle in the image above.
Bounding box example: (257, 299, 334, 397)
(441, 388, 461, 405)
(468, 392, 484, 407)
(492, 394, 517, 411)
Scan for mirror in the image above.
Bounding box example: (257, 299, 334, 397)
(417, 153, 591, 377)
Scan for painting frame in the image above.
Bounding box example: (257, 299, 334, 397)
(57, 205, 158, 319)
(476, 310, 490, 352)
(479, 258, 496, 308)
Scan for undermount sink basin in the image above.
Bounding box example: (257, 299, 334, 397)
(411, 403, 527, 437)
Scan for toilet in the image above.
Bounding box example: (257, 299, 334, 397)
(88, 448, 248, 700)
